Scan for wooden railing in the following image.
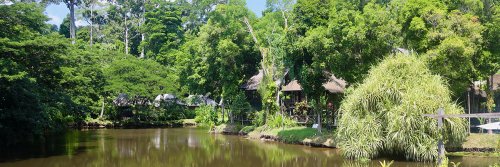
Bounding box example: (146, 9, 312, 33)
(423, 109, 500, 165)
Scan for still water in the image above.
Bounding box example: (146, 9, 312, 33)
(0, 128, 498, 167)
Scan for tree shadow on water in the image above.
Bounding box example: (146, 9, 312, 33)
(0, 130, 99, 163)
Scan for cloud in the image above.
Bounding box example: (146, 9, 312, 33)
(75, 19, 89, 27)
(47, 14, 63, 26)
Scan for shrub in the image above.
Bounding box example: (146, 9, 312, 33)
(240, 126, 255, 134)
(194, 105, 218, 127)
(156, 102, 187, 121)
(266, 114, 297, 128)
(252, 110, 266, 126)
(294, 101, 309, 116)
(228, 91, 252, 122)
(336, 54, 466, 161)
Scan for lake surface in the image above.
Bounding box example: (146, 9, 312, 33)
(0, 128, 498, 167)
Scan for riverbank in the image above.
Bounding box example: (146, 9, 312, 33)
(211, 124, 499, 155)
(76, 118, 185, 129)
(446, 133, 500, 158)
(78, 120, 499, 154)
(211, 124, 336, 148)
(461, 133, 500, 152)
(247, 126, 336, 148)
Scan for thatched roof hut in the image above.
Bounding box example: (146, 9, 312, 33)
(281, 74, 347, 93)
(185, 95, 218, 107)
(323, 74, 347, 93)
(153, 94, 179, 107)
(281, 80, 302, 92)
(113, 93, 150, 106)
(240, 70, 263, 91)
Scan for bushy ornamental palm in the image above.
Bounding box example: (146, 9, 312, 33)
(336, 53, 466, 161)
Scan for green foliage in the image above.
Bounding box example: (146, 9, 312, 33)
(0, 3, 110, 145)
(154, 102, 188, 121)
(379, 160, 394, 167)
(59, 15, 70, 38)
(293, 101, 309, 116)
(240, 125, 255, 134)
(194, 105, 218, 127)
(175, 2, 259, 101)
(142, 0, 184, 63)
(103, 55, 178, 98)
(265, 114, 297, 129)
(2, 0, 499, 154)
(0, 3, 50, 40)
(258, 76, 279, 113)
(0, 34, 73, 145)
(336, 54, 467, 161)
(252, 110, 266, 127)
(227, 91, 252, 121)
(276, 127, 317, 143)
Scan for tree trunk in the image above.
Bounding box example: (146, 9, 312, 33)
(90, 2, 93, 47)
(68, 0, 76, 44)
(281, 10, 288, 31)
(140, 0, 146, 58)
(99, 97, 105, 118)
(124, 14, 129, 55)
(230, 111, 233, 124)
(221, 106, 225, 122)
(317, 109, 322, 133)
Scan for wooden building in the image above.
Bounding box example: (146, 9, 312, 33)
(241, 70, 347, 125)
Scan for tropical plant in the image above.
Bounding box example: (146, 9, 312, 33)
(240, 126, 255, 134)
(336, 54, 467, 161)
(266, 114, 297, 128)
(252, 110, 266, 127)
(194, 105, 218, 127)
(294, 101, 309, 116)
(379, 160, 394, 167)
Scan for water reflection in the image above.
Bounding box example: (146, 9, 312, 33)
(0, 128, 498, 167)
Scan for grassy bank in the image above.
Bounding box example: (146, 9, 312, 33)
(447, 133, 499, 158)
(210, 124, 243, 134)
(462, 133, 500, 150)
(247, 126, 336, 147)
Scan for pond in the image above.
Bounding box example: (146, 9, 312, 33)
(0, 128, 497, 167)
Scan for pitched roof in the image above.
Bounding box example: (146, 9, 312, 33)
(282, 74, 347, 93)
(282, 80, 302, 91)
(241, 70, 263, 91)
(322, 74, 347, 93)
(185, 95, 218, 107)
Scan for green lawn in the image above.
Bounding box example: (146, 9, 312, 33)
(248, 126, 336, 147)
(462, 133, 500, 149)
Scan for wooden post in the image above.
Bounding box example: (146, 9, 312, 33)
(437, 108, 445, 166)
(467, 91, 471, 134)
(422, 111, 500, 165)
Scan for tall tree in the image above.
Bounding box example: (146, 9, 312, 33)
(141, 0, 183, 63)
(59, 15, 71, 38)
(176, 0, 259, 115)
(63, 0, 80, 44)
(178, 0, 228, 34)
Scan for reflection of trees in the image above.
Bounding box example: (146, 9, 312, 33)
(2, 129, 498, 167)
